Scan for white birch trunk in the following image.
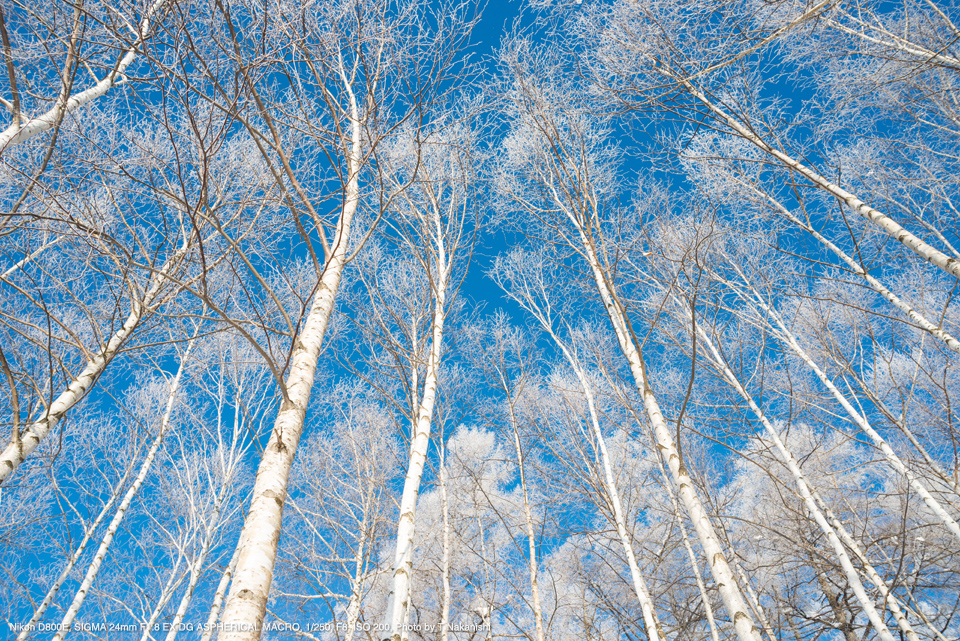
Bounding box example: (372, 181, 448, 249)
(1, 236, 63, 279)
(841, 361, 960, 497)
(164, 475, 234, 641)
(382, 264, 447, 641)
(748, 183, 960, 353)
(878, 402, 960, 497)
(439, 449, 451, 641)
(824, 16, 960, 71)
(200, 545, 241, 641)
(218, 102, 362, 641)
(342, 525, 369, 641)
(0, 0, 170, 151)
(139, 553, 189, 641)
(674, 75, 960, 280)
(15, 433, 143, 640)
(732, 562, 777, 641)
(0, 239, 188, 483)
(574, 231, 762, 641)
(52, 340, 192, 641)
(811, 493, 920, 641)
(546, 327, 665, 641)
(694, 313, 914, 641)
(744, 287, 960, 544)
(505, 397, 546, 641)
(165, 379, 247, 641)
(654, 449, 719, 641)
(476, 518, 493, 641)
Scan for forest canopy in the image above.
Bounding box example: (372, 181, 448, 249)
(0, 0, 958, 640)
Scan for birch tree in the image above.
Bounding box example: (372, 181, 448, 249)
(466, 315, 548, 641)
(574, 0, 960, 280)
(495, 42, 763, 641)
(492, 248, 666, 641)
(0, 86, 269, 483)
(165, 3, 482, 638)
(0, 0, 174, 152)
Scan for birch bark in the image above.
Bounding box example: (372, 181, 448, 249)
(652, 443, 720, 641)
(382, 242, 448, 641)
(379, 127, 474, 640)
(736, 276, 960, 544)
(218, 104, 362, 641)
(548, 328, 665, 641)
(0, 239, 192, 483)
(51, 338, 194, 641)
(439, 448, 452, 641)
(492, 265, 664, 641)
(139, 553, 189, 641)
(0, 0, 170, 151)
(504, 395, 546, 641)
(670, 72, 960, 280)
(164, 462, 236, 641)
(739, 181, 960, 353)
(342, 526, 368, 641)
(200, 546, 241, 641)
(693, 320, 914, 641)
(15, 431, 142, 640)
(573, 230, 763, 641)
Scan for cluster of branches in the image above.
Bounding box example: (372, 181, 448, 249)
(0, 0, 958, 640)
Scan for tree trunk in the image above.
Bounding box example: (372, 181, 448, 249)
(575, 226, 762, 641)
(439, 448, 451, 641)
(674, 74, 960, 280)
(382, 278, 447, 641)
(218, 106, 362, 641)
(746, 183, 960, 353)
(743, 282, 960, 545)
(200, 545, 241, 641)
(693, 314, 905, 641)
(343, 525, 369, 641)
(505, 396, 546, 641)
(164, 468, 235, 640)
(0, 230, 200, 484)
(52, 339, 193, 641)
(15, 430, 143, 640)
(547, 326, 665, 641)
(653, 446, 719, 641)
(0, 0, 170, 151)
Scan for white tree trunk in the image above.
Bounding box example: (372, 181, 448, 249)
(505, 398, 546, 641)
(218, 106, 362, 641)
(139, 552, 189, 641)
(575, 231, 762, 641)
(547, 326, 665, 641)
(164, 474, 234, 641)
(382, 273, 447, 641)
(381, 180, 456, 640)
(0, 239, 188, 483)
(52, 340, 193, 641)
(439, 450, 451, 641)
(0, 0, 170, 151)
(694, 321, 913, 641)
(654, 450, 719, 641)
(732, 561, 777, 641)
(1, 236, 63, 279)
(825, 16, 960, 71)
(675, 75, 960, 280)
(343, 525, 369, 641)
(746, 183, 960, 353)
(200, 545, 241, 641)
(812, 493, 920, 641)
(743, 287, 960, 545)
(15, 435, 143, 640)
(873, 398, 960, 497)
